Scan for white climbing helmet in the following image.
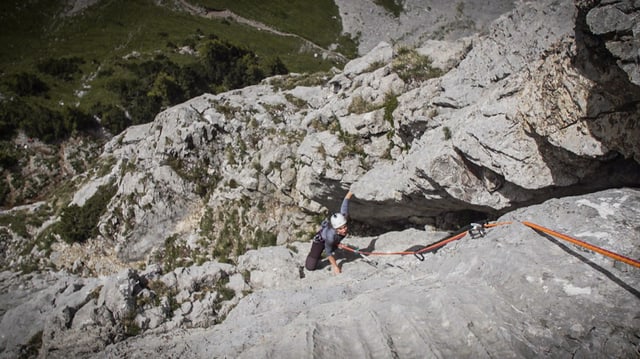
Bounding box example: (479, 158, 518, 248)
(330, 213, 347, 229)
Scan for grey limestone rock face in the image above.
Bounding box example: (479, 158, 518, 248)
(18, 0, 637, 277)
(351, 0, 640, 227)
(90, 188, 639, 359)
(0, 261, 240, 358)
(335, 0, 517, 55)
(2, 1, 640, 357)
(584, 1, 640, 85)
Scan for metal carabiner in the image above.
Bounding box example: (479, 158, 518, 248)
(468, 223, 486, 239)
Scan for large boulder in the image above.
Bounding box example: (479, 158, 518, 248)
(351, 0, 640, 227)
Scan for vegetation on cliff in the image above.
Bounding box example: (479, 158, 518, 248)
(0, 0, 355, 208)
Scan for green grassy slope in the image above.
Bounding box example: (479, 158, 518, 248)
(188, 0, 358, 57)
(0, 0, 351, 135)
(0, 0, 345, 73)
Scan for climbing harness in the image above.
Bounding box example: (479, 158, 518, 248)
(338, 221, 640, 269)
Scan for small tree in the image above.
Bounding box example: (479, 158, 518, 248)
(10, 72, 49, 97)
(57, 182, 117, 243)
(37, 57, 84, 81)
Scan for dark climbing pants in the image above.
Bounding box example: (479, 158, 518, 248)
(305, 240, 325, 271)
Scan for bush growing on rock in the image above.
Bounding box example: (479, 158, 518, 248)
(56, 182, 117, 243)
(391, 46, 442, 83)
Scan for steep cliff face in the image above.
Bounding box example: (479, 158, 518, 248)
(0, 1, 639, 358)
(1, 189, 637, 358)
(53, 0, 639, 271)
(4, 0, 637, 273)
(98, 189, 639, 359)
(352, 0, 640, 227)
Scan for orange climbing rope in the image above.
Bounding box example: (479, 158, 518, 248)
(337, 220, 638, 269)
(337, 221, 512, 258)
(337, 230, 467, 257)
(522, 221, 640, 269)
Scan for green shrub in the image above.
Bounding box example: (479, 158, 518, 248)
(0, 181, 8, 206)
(443, 126, 452, 140)
(374, 0, 404, 17)
(216, 277, 235, 302)
(19, 105, 63, 142)
(104, 76, 162, 126)
(383, 93, 398, 125)
(0, 141, 19, 169)
(92, 103, 131, 135)
(37, 57, 85, 81)
(160, 234, 193, 273)
(0, 206, 49, 239)
(336, 33, 360, 59)
(0, 115, 17, 141)
(0, 97, 99, 143)
(8, 72, 49, 97)
(56, 181, 117, 243)
(392, 47, 443, 83)
(122, 310, 142, 337)
(148, 71, 184, 108)
(266, 57, 288, 76)
(63, 106, 100, 133)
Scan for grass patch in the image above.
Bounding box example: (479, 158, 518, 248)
(374, 0, 404, 17)
(0, 0, 342, 149)
(166, 155, 220, 199)
(189, 0, 346, 50)
(198, 199, 279, 264)
(157, 234, 194, 273)
(348, 95, 377, 114)
(0, 210, 39, 239)
(383, 92, 398, 125)
(267, 71, 332, 91)
(392, 46, 443, 84)
(1, 0, 339, 73)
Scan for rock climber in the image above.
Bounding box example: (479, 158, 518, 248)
(305, 190, 353, 274)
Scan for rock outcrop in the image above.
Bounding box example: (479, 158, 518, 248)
(1, 0, 639, 357)
(1, 188, 638, 358)
(2, 0, 638, 276)
(335, 0, 517, 55)
(352, 0, 640, 227)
